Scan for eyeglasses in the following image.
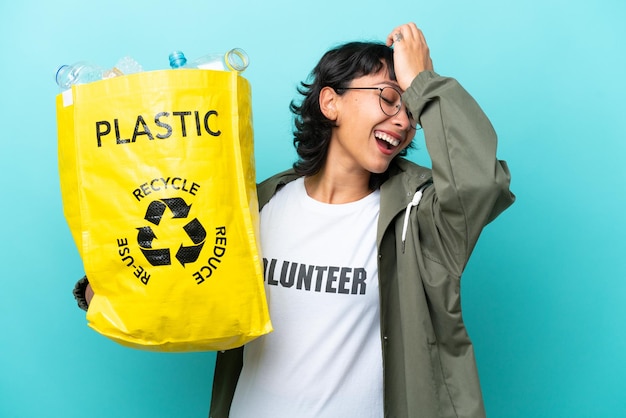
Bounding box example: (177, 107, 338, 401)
(336, 86, 421, 130)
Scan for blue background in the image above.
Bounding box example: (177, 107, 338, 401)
(1, 0, 624, 417)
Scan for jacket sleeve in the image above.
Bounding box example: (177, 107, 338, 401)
(403, 71, 514, 274)
(209, 348, 244, 418)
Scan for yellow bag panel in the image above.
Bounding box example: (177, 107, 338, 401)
(57, 70, 271, 351)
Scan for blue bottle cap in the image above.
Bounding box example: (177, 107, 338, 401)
(169, 51, 187, 68)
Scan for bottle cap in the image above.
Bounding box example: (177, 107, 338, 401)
(169, 51, 188, 68)
(225, 48, 249, 72)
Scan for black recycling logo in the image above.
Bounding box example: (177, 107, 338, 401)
(136, 197, 206, 267)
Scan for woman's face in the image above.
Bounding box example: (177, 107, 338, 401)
(325, 71, 415, 176)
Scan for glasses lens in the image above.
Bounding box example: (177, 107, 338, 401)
(379, 87, 401, 116)
(380, 87, 421, 130)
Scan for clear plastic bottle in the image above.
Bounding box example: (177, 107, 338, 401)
(112, 56, 144, 76)
(168, 48, 249, 72)
(55, 56, 143, 89)
(56, 61, 107, 89)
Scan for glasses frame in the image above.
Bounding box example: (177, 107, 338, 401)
(335, 86, 421, 130)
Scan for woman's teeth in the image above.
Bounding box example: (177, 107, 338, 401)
(375, 131, 400, 147)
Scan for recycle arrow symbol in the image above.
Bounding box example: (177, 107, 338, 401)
(136, 226, 171, 266)
(176, 218, 207, 267)
(137, 197, 206, 267)
(145, 198, 192, 225)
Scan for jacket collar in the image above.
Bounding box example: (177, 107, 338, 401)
(257, 168, 300, 209)
(378, 158, 432, 243)
(257, 158, 432, 232)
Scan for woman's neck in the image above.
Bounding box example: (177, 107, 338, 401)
(303, 166, 372, 204)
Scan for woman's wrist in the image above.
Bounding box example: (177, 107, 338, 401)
(72, 275, 90, 311)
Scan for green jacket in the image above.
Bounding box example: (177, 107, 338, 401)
(209, 71, 514, 418)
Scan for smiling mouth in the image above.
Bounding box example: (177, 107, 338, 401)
(375, 131, 401, 149)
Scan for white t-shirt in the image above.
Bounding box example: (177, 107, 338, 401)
(229, 177, 383, 418)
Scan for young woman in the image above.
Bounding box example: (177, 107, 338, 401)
(210, 23, 514, 418)
(74, 22, 514, 418)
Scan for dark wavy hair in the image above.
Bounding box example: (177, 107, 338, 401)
(290, 41, 412, 185)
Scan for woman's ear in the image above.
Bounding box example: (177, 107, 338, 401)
(319, 86, 339, 121)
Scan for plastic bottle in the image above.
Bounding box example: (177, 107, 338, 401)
(169, 48, 249, 72)
(56, 61, 107, 89)
(55, 56, 143, 89)
(112, 56, 144, 76)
